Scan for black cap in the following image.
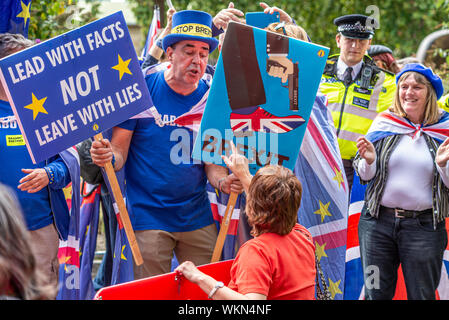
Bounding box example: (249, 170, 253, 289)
(368, 44, 393, 56)
(334, 14, 377, 39)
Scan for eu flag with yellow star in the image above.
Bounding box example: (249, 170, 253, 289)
(0, 0, 32, 37)
(294, 93, 349, 300)
(0, 11, 152, 165)
(100, 164, 134, 286)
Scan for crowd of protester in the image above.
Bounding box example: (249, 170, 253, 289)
(1, 1, 449, 301)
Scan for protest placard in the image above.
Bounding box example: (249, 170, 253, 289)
(0, 11, 152, 164)
(192, 22, 329, 262)
(192, 21, 329, 175)
(0, 11, 150, 266)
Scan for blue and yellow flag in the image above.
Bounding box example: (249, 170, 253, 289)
(0, 0, 32, 37)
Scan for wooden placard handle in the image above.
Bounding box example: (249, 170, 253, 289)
(94, 133, 143, 266)
(210, 191, 238, 263)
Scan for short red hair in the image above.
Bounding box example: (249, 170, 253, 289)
(246, 165, 302, 237)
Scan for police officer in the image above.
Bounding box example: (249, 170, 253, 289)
(319, 14, 396, 190)
(367, 44, 400, 74)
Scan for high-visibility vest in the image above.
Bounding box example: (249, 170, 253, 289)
(319, 54, 396, 160)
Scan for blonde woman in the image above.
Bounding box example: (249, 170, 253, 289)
(354, 63, 449, 299)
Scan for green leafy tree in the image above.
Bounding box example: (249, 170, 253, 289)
(29, 0, 100, 41)
(128, 0, 449, 59)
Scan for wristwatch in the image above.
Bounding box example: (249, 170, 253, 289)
(208, 281, 224, 299)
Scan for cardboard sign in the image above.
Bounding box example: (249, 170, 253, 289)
(94, 259, 234, 300)
(192, 22, 329, 174)
(0, 11, 152, 163)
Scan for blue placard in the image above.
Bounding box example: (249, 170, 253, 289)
(0, 11, 152, 163)
(192, 22, 329, 174)
(245, 12, 280, 29)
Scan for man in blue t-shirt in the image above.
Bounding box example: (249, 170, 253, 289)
(0, 33, 79, 293)
(91, 9, 245, 278)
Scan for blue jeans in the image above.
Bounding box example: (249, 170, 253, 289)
(358, 205, 447, 300)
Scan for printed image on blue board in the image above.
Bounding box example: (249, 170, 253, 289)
(192, 21, 329, 174)
(0, 11, 152, 164)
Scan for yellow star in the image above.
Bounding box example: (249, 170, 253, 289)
(314, 200, 332, 223)
(315, 241, 328, 262)
(111, 54, 132, 80)
(16, 1, 31, 26)
(121, 244, 127, 261)
(333, 167, 345, 189)
(63, 256, 71, 272)
(24, 93, 48, 120)
(328, 278, 343, 299)
(62, 185, 72, 201)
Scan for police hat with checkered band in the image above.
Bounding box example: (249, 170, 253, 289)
(334, 14, 377, 40)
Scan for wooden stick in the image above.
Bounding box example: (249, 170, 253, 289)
(94, 133, 143, 266)
(211, 191, 238, 263)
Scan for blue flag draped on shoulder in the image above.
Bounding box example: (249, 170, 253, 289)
(0, 0, 32, 37)
(294, 93, 349, 300)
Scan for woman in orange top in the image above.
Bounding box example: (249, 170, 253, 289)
(174, 142, 316, 300)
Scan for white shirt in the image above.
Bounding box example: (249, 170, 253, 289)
(358, 134, 449, 211)
(336, 58, 363, 82)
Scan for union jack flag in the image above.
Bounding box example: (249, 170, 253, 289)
(207, 184, 244, 260)
(133, 62, 212, 132)
(140, 5, 161, 59)
(366, 110, 449, 144)
(230, 106, 305, 135)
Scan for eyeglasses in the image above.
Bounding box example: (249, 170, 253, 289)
(273, 21, 287, 36)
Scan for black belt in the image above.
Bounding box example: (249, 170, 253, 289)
(379, 206, 433, 219)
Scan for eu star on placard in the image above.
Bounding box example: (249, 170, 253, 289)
(24, 93, 48, 120)
(112, 54, 132, 80)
